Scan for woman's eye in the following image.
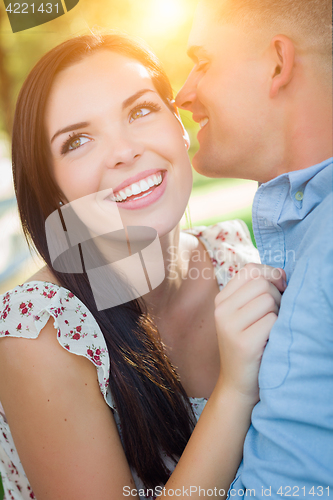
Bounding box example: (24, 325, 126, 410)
(129, 107, 152, 123)
(68, 136, 90, 150)
(129, 101, 161, 123)
(61, 134, 91, 155)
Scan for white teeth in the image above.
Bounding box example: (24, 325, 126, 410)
(139, 179, 149, 192)
(131, 183, 141, 195)
(200, 118, 209, 129)
(110, 172, 164, 202)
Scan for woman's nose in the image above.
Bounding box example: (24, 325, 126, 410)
(105, 132, 144, 169)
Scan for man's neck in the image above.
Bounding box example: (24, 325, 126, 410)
(273, 83, 332, 179)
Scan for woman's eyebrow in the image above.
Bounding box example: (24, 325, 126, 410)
(51, 121, 89, 144)
(50, 90, 157, 144)
(122, 89, 157, 109)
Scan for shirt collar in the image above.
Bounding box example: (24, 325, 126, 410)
(257, 157, 333, 206)
(288, 157, 333, 197)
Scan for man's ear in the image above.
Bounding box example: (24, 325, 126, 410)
(269, 35, 295, 98)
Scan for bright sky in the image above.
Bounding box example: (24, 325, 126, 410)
(141, 0, 190, 36)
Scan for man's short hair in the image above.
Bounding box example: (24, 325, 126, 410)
(209, 0, 332, 61)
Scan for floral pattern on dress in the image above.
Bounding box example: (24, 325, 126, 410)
(0, 222, 259, 500)
(186, 220, 259, 288)
(0, 281, 113, 499)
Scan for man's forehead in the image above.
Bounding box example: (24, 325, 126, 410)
(187, 1, 260, 60)
(187, 0, 217, 58)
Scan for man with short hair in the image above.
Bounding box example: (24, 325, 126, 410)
(176, 0, 333, 496)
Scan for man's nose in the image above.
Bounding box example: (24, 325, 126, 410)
(175, 70, 197, 111)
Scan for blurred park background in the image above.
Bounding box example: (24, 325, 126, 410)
(0, 0, 257, 298)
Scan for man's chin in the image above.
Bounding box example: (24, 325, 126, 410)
(192, 148, 221, 179)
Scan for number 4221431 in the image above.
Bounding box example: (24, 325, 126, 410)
(5, 3, 59, 14)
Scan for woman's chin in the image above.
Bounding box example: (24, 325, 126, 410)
(116, 196, 190, 240)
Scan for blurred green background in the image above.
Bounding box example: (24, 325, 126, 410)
(0, 1, 256, 496)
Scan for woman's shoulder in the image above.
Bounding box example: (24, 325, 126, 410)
(185, 220, 260, 288)
(0, 279, 113, 408)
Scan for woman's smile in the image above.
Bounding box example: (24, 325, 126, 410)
(46, 50, 192, 235)
(106, 169, 167, 210)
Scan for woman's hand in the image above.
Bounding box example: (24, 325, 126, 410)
(214, 263, 287, 404)
(161, 264, 287, 499)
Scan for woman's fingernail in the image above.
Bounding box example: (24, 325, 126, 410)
(283, 279, 287, 289)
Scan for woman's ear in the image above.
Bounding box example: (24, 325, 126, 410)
(269, 35, 295, 98)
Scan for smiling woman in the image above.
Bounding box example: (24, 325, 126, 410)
(0, 30, 283, 500)
(46, 49, 192, 231)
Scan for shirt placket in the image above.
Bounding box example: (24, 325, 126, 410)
(252, 181, 288, 269)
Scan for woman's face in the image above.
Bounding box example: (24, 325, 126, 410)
(45, 50, 192, 237)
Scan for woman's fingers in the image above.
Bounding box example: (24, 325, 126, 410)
(243, 311, 278, 355)
(215, 283, 279, 344)
(215, 263, 286, 306)
(219, 292, 279, 336)
(214, 263, 285, 401)
(227, 276, 281, 311)
(217, 311, 278, 402)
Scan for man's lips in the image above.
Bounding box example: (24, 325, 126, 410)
(199, 118, 209, 129)
(192, 114, 209, 129)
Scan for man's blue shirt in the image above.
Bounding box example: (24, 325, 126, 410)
(230, 158, 333, 498)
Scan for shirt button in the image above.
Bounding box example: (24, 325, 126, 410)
(295, 191, 304, 201)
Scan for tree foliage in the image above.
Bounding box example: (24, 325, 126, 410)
(0, 0, 198, 138)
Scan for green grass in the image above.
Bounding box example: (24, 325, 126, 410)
(0, 473, 3, 500)
(192, 172, 247, 195)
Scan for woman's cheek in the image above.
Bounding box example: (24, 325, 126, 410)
(55, 161, 96, 203)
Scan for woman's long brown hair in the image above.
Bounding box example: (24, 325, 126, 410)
(12, 31, 195, 489)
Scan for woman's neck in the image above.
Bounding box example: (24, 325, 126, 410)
(143, 225, 200, 317)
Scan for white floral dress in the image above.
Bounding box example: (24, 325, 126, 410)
(0, 222, 259, 500)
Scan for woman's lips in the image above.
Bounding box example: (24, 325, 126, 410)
(106, 171, 167, 210)
(111, 168, 165, 195)
(110, 171, 164, 202)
